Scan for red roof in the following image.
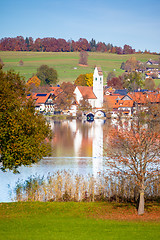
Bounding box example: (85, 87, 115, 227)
(104, 95, 134, 109)
(77, 86, 97, 99)
(50, 87, 63, 97)
(128, 92, 160, 104)
(32, 93, 51, 105)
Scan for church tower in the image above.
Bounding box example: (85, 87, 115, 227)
(93, 66, 103, 108)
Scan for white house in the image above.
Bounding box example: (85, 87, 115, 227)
(74, 66, 104, 109)
(74, 86, 97, 108)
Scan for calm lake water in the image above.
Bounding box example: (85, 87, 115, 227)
(0, 118, 127, 202)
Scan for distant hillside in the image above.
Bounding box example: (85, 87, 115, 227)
(0, 51, 159, 83)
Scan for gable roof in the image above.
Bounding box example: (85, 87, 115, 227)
(77, 86, 97, 99)
(50, 86, 63, 97)
(121, 95, 133, 101)
(146, 59, 159, 65)
(32, 93, 51, 105)
(104, 95, 134, 109)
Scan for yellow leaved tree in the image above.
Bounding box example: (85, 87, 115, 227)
(85, 73, 93, 86)
(27, 75, 41, 87)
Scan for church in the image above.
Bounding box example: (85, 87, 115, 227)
(74, 66, 104, 109)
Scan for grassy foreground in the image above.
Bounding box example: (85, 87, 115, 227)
(0, 202, 160, 240)
(0, 51, 159, 83)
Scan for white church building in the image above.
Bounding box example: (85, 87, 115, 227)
(74, 66, 104, 109)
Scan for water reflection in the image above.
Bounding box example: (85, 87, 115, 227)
(0, 118, 108, 202)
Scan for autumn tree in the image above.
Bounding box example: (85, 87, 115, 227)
(75, 73, 93, 86)
(79, 51, 88, 65)
(85, 73, 93, 86)
(19, 60, 24, 66)
(36, 65, 58, 86)
(54, 82, 75, 110)
(144, 78, 155, 90)
(0, 70, 51, 173)
(123, 44, 135, 54)
(78, 96, 92, 112)
(139, 93, 160, 121)
(123, 72, 143, 91)
(96, 42, 107, 52)
(137, 61, 146, 72)
(27, 75, 41, 87)
(115, 46, 123, 54)
(124, 56, 138, 72)
(0, 58, 4, 69)
(107, 71, 116, 82)
(107, 76, 123, 89)
(105, 122, 160, 215)
(75, 74, 86, 86)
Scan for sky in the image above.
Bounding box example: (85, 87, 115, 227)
(1, 0, 160, 52)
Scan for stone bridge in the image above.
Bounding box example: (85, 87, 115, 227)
(85, 110, 106, 121)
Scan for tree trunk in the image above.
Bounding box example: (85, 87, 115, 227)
(138, 189, 144, 215)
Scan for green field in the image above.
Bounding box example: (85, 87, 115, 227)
(0, 51, 159, 84)
(0, 202, 160, 240)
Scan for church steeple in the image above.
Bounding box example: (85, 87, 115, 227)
(93, 66, 103, 108)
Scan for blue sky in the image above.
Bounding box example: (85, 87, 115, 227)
(1, 0, 160, 52)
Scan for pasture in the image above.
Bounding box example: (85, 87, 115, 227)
(0, 51, 159, 84)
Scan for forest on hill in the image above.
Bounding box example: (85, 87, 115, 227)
(0, 36, 158, 54)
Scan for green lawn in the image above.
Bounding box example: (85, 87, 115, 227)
(0, 51, 159, 84)
(0, 202, 159, 240)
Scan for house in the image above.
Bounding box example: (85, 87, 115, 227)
(128, 91, 160, 105)
(32, 93, 54, 112)
(74, 66, 104, 109)
(28, 86, 63, 113)
(74, 86, 97, 108)
(50, 86, 63, 98)
(104, 94, 134, 117)
(146, 59, 159, 65)
(114, 89, 128, 95)
(145, 72, 152, 79)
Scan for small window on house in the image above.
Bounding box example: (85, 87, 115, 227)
(95, 77, 97, 81)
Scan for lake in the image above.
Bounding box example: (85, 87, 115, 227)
(0, 118, 127, 202)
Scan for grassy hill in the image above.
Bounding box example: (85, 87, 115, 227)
(0, 51, 159, 84)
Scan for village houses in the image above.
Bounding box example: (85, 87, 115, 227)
(31, 66, 160, 118)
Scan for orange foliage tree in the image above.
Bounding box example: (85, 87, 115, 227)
(54, 82, 75, 110)
(27, 75, 41, 87)
(75, 74, 86, 86)
(105, 122, 160, 215)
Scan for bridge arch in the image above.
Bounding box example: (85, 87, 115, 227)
(94, 110, 106, 118)
(86, 112, 94, 122)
